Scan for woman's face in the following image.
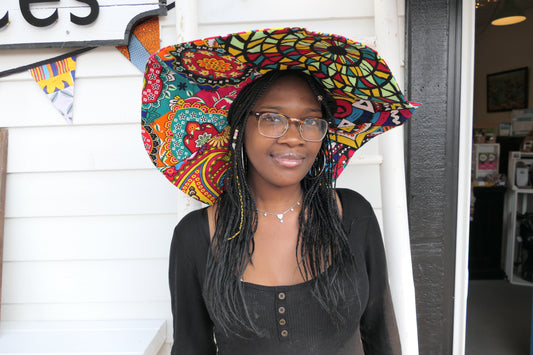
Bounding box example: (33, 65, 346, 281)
(244, 75, 323, 191)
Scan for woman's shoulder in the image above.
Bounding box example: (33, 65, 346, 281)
(335, 188, 382, 251)
(335, 188, 374, 217)
(172, 206, 211, 249)
(169, 206, 211, 289)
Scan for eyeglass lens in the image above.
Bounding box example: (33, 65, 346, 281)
(256, 112, 327, 141)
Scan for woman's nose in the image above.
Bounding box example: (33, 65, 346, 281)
(278, 119, 304, 145)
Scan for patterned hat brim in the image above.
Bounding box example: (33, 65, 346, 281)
(141, 27, 420, 205)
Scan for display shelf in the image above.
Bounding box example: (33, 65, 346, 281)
(510, 273, 533, 287)
(508, 151, 533, 189)
(511, 186, 533, 193)
(502, 152, 533, 287)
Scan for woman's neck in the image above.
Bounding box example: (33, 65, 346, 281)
(249, 183, 303, 213)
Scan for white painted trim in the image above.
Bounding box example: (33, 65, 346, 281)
(374, 1, 419, 354)
(453, 0, 476, 354)
(0, 320, 166, 355)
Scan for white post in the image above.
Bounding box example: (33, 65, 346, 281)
(453, 0, 476, 354)
(373, 1, 419, 354)
(175, 0, 198, 42)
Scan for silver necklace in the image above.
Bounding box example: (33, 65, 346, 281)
(256, 194, 302, 223)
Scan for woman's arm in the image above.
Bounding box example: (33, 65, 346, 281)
(359, 212, 402, 355)
(169, 210, 216, 355)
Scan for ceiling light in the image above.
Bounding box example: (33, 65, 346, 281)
(491, 0, 527, 26)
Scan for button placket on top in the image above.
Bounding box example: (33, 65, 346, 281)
(276, 290, 289, 341)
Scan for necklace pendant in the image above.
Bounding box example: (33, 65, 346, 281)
(256, 193, 302, 224)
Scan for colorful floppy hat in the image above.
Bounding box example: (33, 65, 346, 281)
(141, 27, 419, 205)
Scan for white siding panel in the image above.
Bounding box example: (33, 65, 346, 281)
(337, 164, 382, 209)
(198, 0, 374, 24)
(162, 20, 376, 59)
(4, 170, 179, 218)
(0, 48, 77, 72)
(0, 75, 143, 127)
(7, 124, 153, 173)
(0, 47, 139, 81)
(336, 139, 383, 209)
(160, 7, 181, 48)
(75, 47, 142, 78)
(1, 302, 170, 322)
(160, 25, 181, 48)
(2, 259, 168, 304)
(198, 19, 376, 47)
(3, 214, 177, 261)
(70, 76, 143, 125)
(344, 135, 383, 164)
(0, 74, 67, 127)
(0, 48, 143, 82)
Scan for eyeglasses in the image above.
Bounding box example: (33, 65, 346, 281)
(250, 111, 328, 142)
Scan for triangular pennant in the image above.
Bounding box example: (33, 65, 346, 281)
(29, 56, 77, 123)
(117, 17, 160, 72)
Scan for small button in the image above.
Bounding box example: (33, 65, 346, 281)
(279, 318, 286, 326)
(281, 329, 289, 337)
(278, 292, 286, 300)
(278, 306, 286, 314)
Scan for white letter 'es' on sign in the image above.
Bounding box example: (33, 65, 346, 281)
(0, 0, 166, 49)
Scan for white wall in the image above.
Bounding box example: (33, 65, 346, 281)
(0, 11, 180, 354)
(0, 1, 416, 354)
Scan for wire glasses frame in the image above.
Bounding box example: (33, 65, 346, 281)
(250, 111, 329, 142)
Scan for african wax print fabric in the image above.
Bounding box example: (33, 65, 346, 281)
(30, 56, 77, 123)
(117, 16, 160, 72)
(141, 27, 419, 205)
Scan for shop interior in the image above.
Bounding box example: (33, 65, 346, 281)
(466, 1, 533, 354)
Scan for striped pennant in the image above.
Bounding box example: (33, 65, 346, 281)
(29, 56, 77, 123)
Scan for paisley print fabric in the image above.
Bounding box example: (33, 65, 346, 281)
(141, 27, 419, 205)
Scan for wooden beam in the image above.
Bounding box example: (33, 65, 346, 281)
(405, 0, 462, 353)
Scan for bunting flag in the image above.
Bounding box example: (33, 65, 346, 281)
(29, 56, 78, 124)
(0, 2, 173, 125)
(117, 16, 160, 71)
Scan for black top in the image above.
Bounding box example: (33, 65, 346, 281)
(169, 188, 401, 354)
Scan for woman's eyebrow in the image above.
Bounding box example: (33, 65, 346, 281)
(254, 105, 322, 113)
(253, 105, 283, 111)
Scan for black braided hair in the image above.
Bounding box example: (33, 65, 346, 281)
(204, 70, 358, 336)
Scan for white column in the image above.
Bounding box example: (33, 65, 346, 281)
(373, 1, 419, 354)
(175, 0, 198, 42)
(453, 0, 476, 354)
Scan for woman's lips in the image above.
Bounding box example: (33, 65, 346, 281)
(271, 152, 305, 168)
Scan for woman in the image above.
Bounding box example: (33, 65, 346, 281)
(141, 28, 418, 354)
